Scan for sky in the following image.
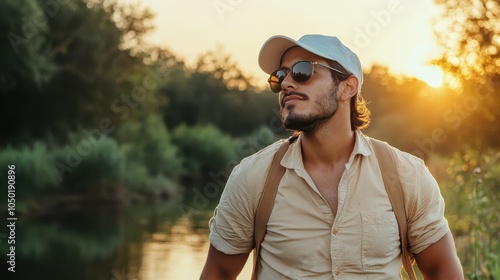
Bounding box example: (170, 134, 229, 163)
(122, 0, 445, 87)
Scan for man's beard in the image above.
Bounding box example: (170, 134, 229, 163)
(281, 85, 339, 132)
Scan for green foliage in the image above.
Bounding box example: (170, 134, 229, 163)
(116, 116, 183, 179)
(363, 65, 499, 159)
(160, 50, 278, 137)
(195, 46, 257, 91)
(86, 0, 155, 51)
(430, 0, 500, 152)
(142, 174, 179, 197)
(0, 0, 56, 92)
(0, 142, 58, 204)
(440, 149, 500, 279)
(53, 135, 125, 196)
(0, 0, 164, 145)
(236, 125, 284, 158)
(0, 130, 182, 205)
(432, 0, 499, 82)
(172, 123, 238, 176)
(112, 116, 182, 197)
(0, 0, 267, 204)
(0, 1, 499, 279)
(120, 161, 179, 198)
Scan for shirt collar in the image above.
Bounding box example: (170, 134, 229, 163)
(281, 130, 372, 170)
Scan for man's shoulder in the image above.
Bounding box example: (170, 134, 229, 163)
(238, 139, 287, 171)
(372, 138, 441, 200)
(365, 136, 429, 186)
(225, 139, 287, 207)
(365, 136, 425, 168)
(386, 142, 425, 167)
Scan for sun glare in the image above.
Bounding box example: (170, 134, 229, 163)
(416, 66, 444, 88)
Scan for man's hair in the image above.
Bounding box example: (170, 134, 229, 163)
(327, 60, 371, 130)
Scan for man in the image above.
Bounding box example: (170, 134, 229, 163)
(200, 34, 463, 279)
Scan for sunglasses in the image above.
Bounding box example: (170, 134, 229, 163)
(268, 61, 347, 93)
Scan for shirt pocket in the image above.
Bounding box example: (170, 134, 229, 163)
(360, 211, 400, 270)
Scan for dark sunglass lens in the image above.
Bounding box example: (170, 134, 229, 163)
(292, 62, 313, 83)
(275, 69, 286, 80)
(268, 69, 286, 93)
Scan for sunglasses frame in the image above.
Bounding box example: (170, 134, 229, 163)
(268, 61, 348, 93)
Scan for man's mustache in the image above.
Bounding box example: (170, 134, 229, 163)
(281, 91, 308, 107)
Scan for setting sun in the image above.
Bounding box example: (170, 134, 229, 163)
(416, 66, 444, 88)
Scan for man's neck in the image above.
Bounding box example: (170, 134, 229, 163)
(300, 124, 356, 167)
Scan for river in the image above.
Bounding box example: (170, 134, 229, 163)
(1, 196, 253, 280)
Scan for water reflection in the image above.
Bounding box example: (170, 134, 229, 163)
(1, 197, 253, 280)
(142, 217, 207, 279)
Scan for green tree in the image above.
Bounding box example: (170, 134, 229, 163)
(0, 0, 159, 145)
(115, 115, 183, 179)
(363, 65, 457, 159)
(171, 123, 238, 179)
(0, 0, 56, 92)
(432, 0, 499, 149)
(160, 49, 278, 137)
(432, 0, 499, 83)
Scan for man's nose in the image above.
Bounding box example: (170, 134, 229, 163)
(280, 72, 297, 93)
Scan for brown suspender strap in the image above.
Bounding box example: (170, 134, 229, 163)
(251, 137, 295, 280)
(370, 138, 416, 280)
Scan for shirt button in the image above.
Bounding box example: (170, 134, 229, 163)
(332, 228, 339, 235)
(335, 269, 341, 275)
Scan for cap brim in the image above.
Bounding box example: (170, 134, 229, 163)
(259, 34, 363, 93)
(259, 35, 325, 75)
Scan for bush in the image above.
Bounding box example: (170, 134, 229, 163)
(0, 116, 186, 203)
(53, 135, 125, 196)
(172, 123, 238, 176)
(121, 162, 179, 198)
(0, 142, 58, 206)
(116, 116, 183, 179)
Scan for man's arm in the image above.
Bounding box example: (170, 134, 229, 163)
(200, 244, 250, 280)
(414, 231, 464, 280)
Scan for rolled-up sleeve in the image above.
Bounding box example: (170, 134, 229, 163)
(209, 161, 256, 255)
(209, 142, 281, 255)
(407, 162, 449, 254)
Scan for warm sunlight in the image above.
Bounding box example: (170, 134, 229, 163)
(415, 66, 444, 88)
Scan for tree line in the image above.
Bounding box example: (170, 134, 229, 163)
(0, 0, 498, 209)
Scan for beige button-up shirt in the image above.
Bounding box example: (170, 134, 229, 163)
(209, 131, 449, 279)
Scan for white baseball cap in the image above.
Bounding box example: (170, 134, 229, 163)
(258, 34, 363, 92)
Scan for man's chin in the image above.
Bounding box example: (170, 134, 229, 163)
(283, 117, 313, 132)
(282, 112, 333, 132)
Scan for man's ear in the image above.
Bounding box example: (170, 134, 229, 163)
(339, 75, 358, 102)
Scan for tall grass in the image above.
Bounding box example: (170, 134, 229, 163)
(440, 149, 500, 279)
